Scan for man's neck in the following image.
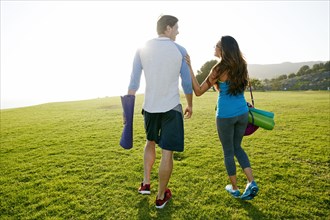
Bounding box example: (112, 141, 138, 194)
(158, 34, 174, 41)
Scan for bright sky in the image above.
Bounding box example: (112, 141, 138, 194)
(1, 1, 329, 109)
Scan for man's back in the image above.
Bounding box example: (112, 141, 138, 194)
(139, 37, 183, 113)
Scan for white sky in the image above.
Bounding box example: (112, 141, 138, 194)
(1, 0, 329, 109)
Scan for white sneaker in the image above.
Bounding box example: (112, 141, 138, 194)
(225, 185, 240, 198)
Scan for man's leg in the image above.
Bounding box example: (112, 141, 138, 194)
(143, 140, 156, 185)
(157, 149, 173, 199)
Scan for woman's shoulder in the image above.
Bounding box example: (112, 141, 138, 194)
(219, 72, 228, 82)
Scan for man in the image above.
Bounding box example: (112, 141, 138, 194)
(127, 15, 193, 209)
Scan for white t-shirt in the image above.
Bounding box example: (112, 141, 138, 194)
(128, 37, 192, 113)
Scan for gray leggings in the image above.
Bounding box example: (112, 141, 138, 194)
(216, 113, 251, 176)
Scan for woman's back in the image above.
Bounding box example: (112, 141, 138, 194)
(216, 81, 248, 118)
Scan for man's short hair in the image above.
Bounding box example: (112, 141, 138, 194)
(157, 15, 178, 35)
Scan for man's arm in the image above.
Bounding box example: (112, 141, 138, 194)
(184, 93, 193, 119)
(178, 46, 193, 119)
(127, 49, 143, 95)
(128, 89, 136, 96)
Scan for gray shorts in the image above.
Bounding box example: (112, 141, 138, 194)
(142, 105, 184, 152)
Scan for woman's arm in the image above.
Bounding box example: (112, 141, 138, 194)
(185, 54, 218, 96)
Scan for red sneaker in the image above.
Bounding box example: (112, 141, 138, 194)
(155, 188, 172, 209)
(138, 182, 150, 195)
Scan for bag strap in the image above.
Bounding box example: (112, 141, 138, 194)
(248, 79, 255, 106)
(248, 79, 256, 125)
(248, 109, 255, 125)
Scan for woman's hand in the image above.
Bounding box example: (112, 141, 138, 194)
(185, 54, 192, 69)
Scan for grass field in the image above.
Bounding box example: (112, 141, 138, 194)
(1, 91, 329, 219)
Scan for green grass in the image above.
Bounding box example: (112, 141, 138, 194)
(1, 91, 329, 219)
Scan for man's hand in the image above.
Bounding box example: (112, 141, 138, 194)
(184, 106, 192, 119)
(127, 90, 136, 96)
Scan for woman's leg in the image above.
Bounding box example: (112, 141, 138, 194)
(216, 117, 238, 189)
(233, 113, 254, 182)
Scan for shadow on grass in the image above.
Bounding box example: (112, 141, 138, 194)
(238, 199, 267, 220)
(137, 197, 173, 220)
(155, 200, 173, 220)
(137, 197, 152, 220)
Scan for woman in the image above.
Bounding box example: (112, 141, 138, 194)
(185, 36, 258, 200)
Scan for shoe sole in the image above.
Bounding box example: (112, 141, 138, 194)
(156, 190, 172, 209)
(232, 194, 240, 198)
(138, 190, 151, 195)
(155, 197, 171, 209)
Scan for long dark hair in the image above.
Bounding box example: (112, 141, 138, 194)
(213, 36, 248, 95)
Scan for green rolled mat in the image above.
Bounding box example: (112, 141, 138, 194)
(249, 107, 274, 119)
(248, 110, 275, 130)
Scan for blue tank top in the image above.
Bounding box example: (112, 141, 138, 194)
(216, 81, 248, 118)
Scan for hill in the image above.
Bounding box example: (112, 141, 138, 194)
(247, 61, 324, 79)
(267, 71, 330, 91)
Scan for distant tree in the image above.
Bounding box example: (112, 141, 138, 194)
(261, 61, 330, 91)
(306, 62, 328, 74)
(324, 61, 330, 71)
(288, 73, 296, 79)
(312, 63, 326, 73)
(270, 78, 282, 90)
(262, 79, 271, 91)
(277, 74, 288, 80)
(312, 63, 321, 71)
(297, 65, 312, 76)
(263, 79, 270, 84)
(249, 78, 263, 90)
(196, 60, 218, 84)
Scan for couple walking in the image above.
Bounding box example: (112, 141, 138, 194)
(126, 15, 258, 209)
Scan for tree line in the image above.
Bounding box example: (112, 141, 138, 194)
(195, 60, 330, 91)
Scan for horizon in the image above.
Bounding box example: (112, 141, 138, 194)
(1, 1, 329, 109)
(1, 60, 328, 110)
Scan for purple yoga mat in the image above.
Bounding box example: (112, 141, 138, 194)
(244, 122, 259, 136)
(119, 95, 135, 149)
(244, 103, 259, 136)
